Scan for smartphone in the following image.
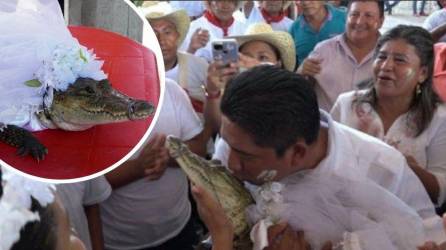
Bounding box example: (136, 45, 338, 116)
(211, 39, 239, 66)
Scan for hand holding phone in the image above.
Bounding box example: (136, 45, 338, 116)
(211, 39, 239, 66)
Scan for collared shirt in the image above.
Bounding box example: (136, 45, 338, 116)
(289, 4, 346, 65)
(101, 79, 202, 249)
(213, 111, 438, 221)
(245, 6, 294, 32)
(331, 90, 446, 205)
(309, 34, 376, 111)
(423, 9, 446, 43)
(179, 15, 246, 62)
(166, 52, 208, 104)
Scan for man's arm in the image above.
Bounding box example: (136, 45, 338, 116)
(84, 204, 105, 250)
(203, 60, 239, 134)
(105, 134, 169, 189)
(431, 23, 446, 43)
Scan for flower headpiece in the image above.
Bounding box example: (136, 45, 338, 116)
(0, 166, 56, 250)
(0, 0, 107, 131)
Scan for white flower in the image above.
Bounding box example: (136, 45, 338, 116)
(0, 167, 56, 250)
(251, 182, 284, 226)
(2, 168, 56, 207)
(33, 44, 106, 92)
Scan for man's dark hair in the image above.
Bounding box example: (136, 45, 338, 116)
(347, 0, 385, 17)
(220, 65, 320, 156)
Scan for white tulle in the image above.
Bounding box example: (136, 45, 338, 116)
(0, 0, 106, 131)
(0, 166, 56, 250)
(246, 171, 435, 250)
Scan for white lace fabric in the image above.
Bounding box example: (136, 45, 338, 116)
(0, 0, 106, 131)
(0, 166, 56, 250)
(246, 171, 444, 250)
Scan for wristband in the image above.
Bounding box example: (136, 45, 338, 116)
(202, 85, 221, 99)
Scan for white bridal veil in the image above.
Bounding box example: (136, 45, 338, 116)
(0, 0, 106, 131)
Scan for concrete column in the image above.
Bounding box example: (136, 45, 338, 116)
(67, 0, 145, 43)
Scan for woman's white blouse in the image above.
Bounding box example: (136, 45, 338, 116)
(331, 90, 446, 205)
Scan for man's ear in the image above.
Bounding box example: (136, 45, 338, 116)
(290, 141, 307, 167)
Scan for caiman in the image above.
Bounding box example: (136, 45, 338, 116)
(165, 135, 254, 250)
(0, 78, 154, 160)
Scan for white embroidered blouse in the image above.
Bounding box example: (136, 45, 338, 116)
(331, 90, 446, 205)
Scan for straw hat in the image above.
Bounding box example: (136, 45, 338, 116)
(229, 23, 296, 71)
(141, 2, 190, 45)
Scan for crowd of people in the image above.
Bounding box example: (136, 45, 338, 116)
(3, 0, 446, 250)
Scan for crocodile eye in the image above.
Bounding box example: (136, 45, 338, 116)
(80, 86, 96, 95)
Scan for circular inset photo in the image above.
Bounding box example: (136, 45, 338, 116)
(0, 0, 163, 182)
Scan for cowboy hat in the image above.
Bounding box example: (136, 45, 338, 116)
(229, 23, 296, 71)
(141, 2, 190, 45)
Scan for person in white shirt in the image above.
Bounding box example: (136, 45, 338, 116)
(143, 3, 208, 116)
(169, 1, 205, 20)
(298, 0, 384, 111)
(423, 0, 446, 43)
(57, 176, 111, 250)
(244, 1, 294, 32)
(100, 79, 209, 250)
(0, 167, 88, 250)
(204, 23, 296, 134)
(180, 0, 246, 62)
(200, 65, 445, 249)
(331, 25, 446, 211)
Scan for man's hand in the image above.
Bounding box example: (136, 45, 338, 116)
(417, 241, 446, 250)
(191, 184, 234, 250)
(191, 184, 233, 236)
(266, 223, 332, 250)
(206, 60, 239, 92)
(297, 58, 322, 76)
(136, 133, 169, 180)
(188, 28, 210, 54)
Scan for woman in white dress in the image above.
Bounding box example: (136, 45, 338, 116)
(331, 25, 446, 211)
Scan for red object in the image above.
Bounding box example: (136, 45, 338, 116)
(203, 10, 234, 37)
(183, 89, 204, 113)
(434, 43, 446, 102)
(0, 26, 160, 180)
(260, 7, 286, 24)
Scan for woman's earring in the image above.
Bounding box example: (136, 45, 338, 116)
(416, 84, 422, 96)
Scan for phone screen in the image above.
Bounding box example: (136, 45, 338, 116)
(212, 39, 239, 66)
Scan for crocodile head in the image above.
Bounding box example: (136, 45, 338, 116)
(38, 78, 155, 131)
(165, 136, 254, 249)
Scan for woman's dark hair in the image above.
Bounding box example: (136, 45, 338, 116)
(221, 65, 320, 156)
(239, 40, 283, 68)
(0, 168, 57, 250)
(354, 25, 441, 137)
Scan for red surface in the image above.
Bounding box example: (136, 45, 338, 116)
(434, 43, 446, 102)
(0, 26, 160, 180)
